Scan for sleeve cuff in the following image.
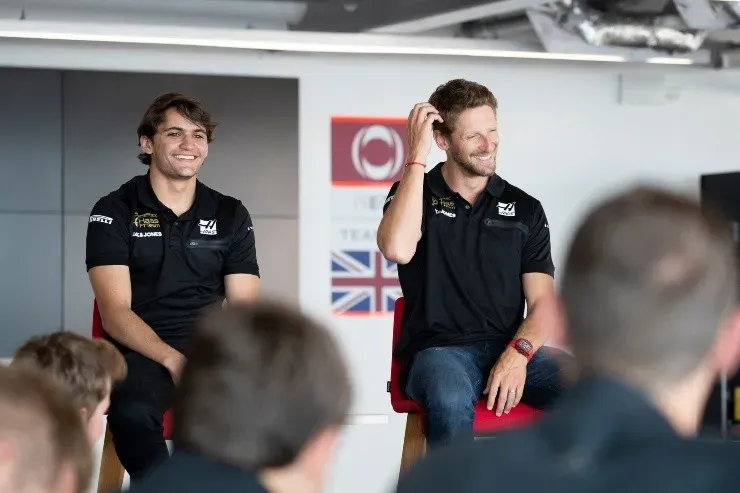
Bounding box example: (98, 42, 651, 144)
(521, 262, 555, 277)
(224, 262, 260, 277)
(86, 256, 130, 271)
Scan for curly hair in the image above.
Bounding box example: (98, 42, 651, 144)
(428, 79, 498, 135)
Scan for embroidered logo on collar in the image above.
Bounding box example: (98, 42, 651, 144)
(497, 202, 515, 217)
(199, 219, 217, 235)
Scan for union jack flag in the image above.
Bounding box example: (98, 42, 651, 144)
(331, 249, 402, 315)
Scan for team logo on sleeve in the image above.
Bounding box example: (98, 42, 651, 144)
(199, 219, 217, 235)
(89, 215, 113, 225)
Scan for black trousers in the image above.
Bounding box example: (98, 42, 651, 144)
(107, 340, 183, 483)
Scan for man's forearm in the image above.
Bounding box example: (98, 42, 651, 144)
(512, 306, 549, 353)
(101, 307, 178, 365)
(377, 165, 425, 264)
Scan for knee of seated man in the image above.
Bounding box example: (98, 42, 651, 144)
(426, 384, 476, 414)
(107, 399, 162, 431)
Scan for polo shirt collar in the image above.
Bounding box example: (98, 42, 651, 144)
(134, 171, 217, 218)
(134, 172, 160, 210)
(427, 162, 505, 198)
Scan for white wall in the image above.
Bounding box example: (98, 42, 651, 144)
(2, 39, 740, 493)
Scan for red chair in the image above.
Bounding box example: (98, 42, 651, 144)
(389, 297, 543, 475)
(92, 300, 173, 493)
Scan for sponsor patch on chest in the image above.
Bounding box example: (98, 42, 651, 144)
(497, 201, 515, 216)
(199, 219, 217, 235)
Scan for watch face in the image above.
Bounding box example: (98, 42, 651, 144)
(518, 339, 533, 352)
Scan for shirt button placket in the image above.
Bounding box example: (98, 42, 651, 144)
(170, 221, 180, 249)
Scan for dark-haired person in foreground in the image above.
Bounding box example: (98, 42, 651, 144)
(378, 78, 567, 448)
(395, 186, 740, 493)
(125, 301, 352, 493)
(86, 93, 260, 481)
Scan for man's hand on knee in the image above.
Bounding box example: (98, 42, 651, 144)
(483, 350, 527, 416)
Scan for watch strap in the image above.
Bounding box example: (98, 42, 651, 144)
(509, 338, 534, 361)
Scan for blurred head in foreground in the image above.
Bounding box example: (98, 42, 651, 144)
(0, 365, 92, 493)
(553, 185, 740, 436)
(172, 300, 352, 492)
(12, 331, 127, 444)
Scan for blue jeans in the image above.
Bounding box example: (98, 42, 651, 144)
(405, 341, 569, 448)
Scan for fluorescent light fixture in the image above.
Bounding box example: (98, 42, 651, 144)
(645, 57, 695, 65)
(0, 19, 696, 65)
(0, 25, 623, 62)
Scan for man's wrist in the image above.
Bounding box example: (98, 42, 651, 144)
(407, 153, 427, 165)
(508, 338, 535, 362)
(403, 163, 426, 176)
(505, 346, 529, 364)
(159, 345, 180, 367)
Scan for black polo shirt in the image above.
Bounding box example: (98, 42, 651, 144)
(383, 162, 554, 364)
(86, 172, 259, 345)
(124, 447, 267, 493)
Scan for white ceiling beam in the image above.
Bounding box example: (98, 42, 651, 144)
(0, 0, 307, 29)
(0, 18, 661, 64)
(368, 0, 550, 34)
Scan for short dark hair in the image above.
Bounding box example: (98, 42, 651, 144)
(172, 301, 352, 470)
(0, 365, 92, 493)
(561, 185, 737, 388)
(137, 92, 217, 165)
(428, 79, 498, 136)
(12, 331, 127, 418)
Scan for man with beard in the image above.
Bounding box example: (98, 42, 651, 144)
(86, 92, 260, 482)
(377, 79, 566, 448)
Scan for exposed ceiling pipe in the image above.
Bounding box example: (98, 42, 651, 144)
(551, 0, 708, 53)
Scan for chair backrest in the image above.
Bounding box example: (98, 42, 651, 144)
(91, 299, 104, 339)
(389, 297, 423, 412)
(389, 297, 405, 387)
(392, 297, 405, 350)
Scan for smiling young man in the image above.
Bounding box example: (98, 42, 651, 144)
(377, 79, 568, 448)
(85, 92, 260, 482)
